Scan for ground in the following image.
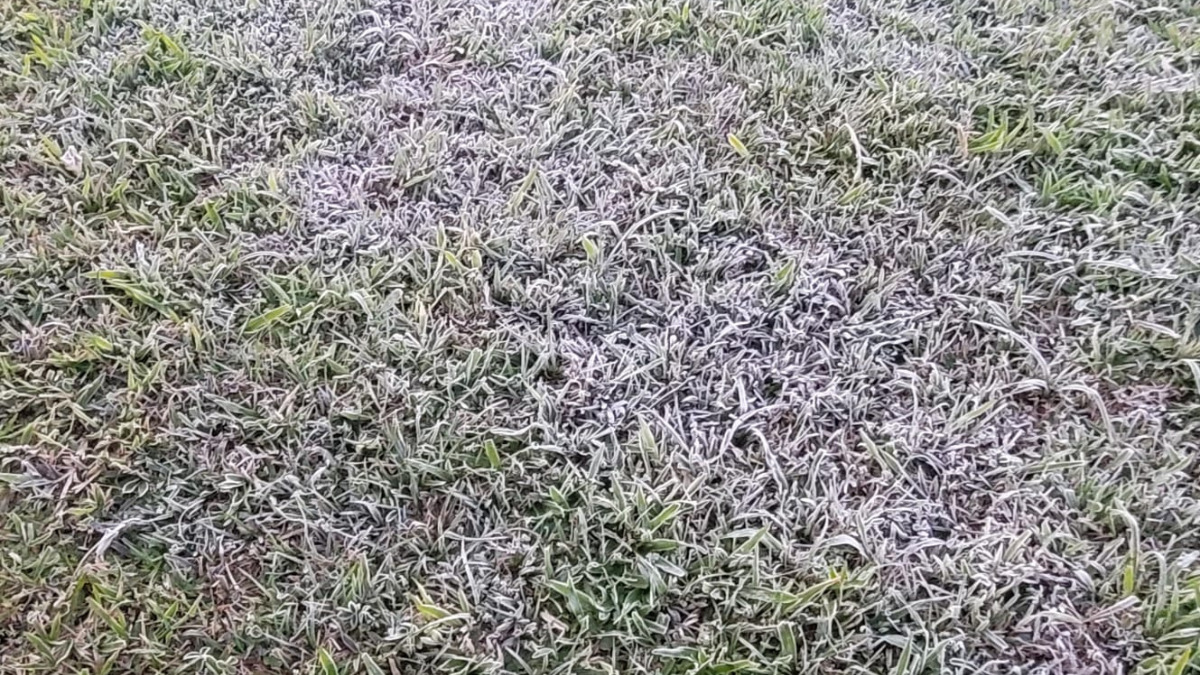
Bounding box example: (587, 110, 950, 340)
(1, 0, 1199, 672)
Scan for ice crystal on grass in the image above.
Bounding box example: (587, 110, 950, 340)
(2, 0, 1199, 672)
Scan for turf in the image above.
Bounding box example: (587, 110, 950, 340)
(2, 0, 1200, 672)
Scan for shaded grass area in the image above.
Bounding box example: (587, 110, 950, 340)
(2, 0, 1199, 672)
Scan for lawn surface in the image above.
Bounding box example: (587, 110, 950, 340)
(3, 0, 1200, 672)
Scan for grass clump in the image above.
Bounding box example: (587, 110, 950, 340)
(2, 0, 1199, 672)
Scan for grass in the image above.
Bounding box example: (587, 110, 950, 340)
(1, 0, 1199, 672)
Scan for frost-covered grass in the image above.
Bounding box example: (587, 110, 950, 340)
(2, 0, 1200, 672)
